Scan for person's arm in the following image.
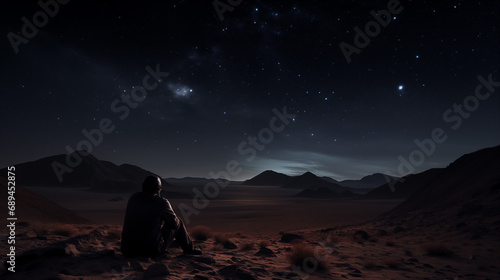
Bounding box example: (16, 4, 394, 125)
(160, 198, 180, 227)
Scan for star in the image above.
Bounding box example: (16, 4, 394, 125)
(398, 85, 405, 97)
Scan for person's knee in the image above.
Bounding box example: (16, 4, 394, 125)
(168, 217, 184, 231)
(177, 218, 185, 227)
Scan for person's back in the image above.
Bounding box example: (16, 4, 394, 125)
(121, 176, 202, 257)
(121, 192, 169, 257)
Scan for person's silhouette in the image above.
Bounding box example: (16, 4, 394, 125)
(121, 176, 202, 257)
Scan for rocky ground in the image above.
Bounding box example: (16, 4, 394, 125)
(1, 220, 499, 280)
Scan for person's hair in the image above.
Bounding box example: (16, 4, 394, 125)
(142, 176, 161, 193)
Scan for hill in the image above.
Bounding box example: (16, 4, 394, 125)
(281, 172, 348, 193)
(241, 170, 292, 186)
(338, 173, 399, 189)
(319, 176, 339, 184)
(0, 151, 169, 192)
(387, 145, 500, 217)
(365, 168, 444, 199)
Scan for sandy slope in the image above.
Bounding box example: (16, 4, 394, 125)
(0, 178, 90, 224)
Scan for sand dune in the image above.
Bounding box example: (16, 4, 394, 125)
(0, 178, 89, 224)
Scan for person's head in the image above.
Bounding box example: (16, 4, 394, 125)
(142, 176, 162, 194)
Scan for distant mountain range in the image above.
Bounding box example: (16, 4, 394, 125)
(240, 169, 398, 197)
(2, 152, 398, 195)
(242, 170, 398, 191)
(240, 170, 394, 198)
(4, 145, 498, 203)
(0, 145, 497, 242)
(239, 170, 359, 198)
(240, 146, 500, 202)
(0, 151, 169, 193)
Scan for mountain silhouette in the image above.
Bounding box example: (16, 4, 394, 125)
(387, 145, 500, 217)
(320, 176, 339, 184)
(338, 173, 399, 189)
(281, 171, 348, 193)
(241, 170, 292, 186)
(365, 168, 444, 199)
(0, 151, 169, 192)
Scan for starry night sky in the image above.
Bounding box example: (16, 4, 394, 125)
(1, 0, 499, 181)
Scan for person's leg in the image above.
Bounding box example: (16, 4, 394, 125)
(160, 225, 176, 253)
(174, 219, 195, 253)
(160, 219, 197, 253)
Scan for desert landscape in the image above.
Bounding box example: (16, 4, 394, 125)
(3, 1, 499, 279)
(1, 145, 500, 280)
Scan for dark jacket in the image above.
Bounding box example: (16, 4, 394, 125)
(121, 192, 179, 257)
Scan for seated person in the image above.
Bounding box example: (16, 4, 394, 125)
(121, 176, 202, 257)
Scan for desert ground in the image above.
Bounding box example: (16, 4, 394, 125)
(1, 217, 499, 280)
(2, 183, 499, 279)
(23, 184, 402, 234)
